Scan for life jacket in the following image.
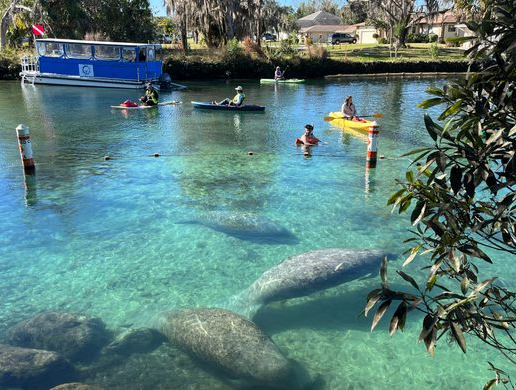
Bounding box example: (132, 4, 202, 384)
(146, 88, 159, 103)
(232, 92, 245, 106)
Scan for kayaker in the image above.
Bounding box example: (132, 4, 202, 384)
(140, 83, 159, 106)
(341, 95, 358, 120)
(213, 86, 246, 106)
(274, 66, 284, 80)
(295, 124, 319, 146)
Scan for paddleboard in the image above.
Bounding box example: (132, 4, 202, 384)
(111, 101, 182, 109)
(259, 78, 305, 84)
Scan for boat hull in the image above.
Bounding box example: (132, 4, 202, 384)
(260, 78, 305, 84)
(20, 72, 152, 89)
(327, 112, 377, 131)
(191, 101, 265, 111)
(111, 101, 181, 109)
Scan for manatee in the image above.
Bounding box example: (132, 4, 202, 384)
(158, 308, 310, 389)
(179, 211, 297, 243)
(227, 248, 394, 318)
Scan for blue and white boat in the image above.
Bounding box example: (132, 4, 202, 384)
(20, 38, 173, 89)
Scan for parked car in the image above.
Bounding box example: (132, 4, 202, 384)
(262, 33, 277, 42)
(330, 33, 357, 45)
(159, 35, 172, 44)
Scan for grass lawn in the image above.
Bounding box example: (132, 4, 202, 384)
(325, 43, 467, 62)
(161, 40, 467, 63)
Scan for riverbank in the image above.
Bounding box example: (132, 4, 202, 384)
(0, 48, 474, 81)
(163, 57, 473, 80)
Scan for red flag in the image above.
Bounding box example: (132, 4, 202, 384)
(32, 25, 44, 36)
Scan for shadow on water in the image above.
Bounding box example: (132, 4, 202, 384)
(254, 283, 417, 335)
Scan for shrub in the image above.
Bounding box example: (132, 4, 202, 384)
(428, 34, 438, 42)
(428, 41, 440, 58)
(223, 38, 244, 60)
(306, 44, 328, 60)
(242, 36, 264, 59)
(407, 33, 429, 43)
(444, 36, 464, 47)
(373, 33, 379, 39)
(378, 37, 388, 44)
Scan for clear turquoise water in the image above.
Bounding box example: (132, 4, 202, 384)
(0, 79, 512, 388)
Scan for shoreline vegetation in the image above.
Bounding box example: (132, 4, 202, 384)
(0, 43, 472, 81)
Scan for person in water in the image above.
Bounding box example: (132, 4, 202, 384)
(140, 83, 159, 106)
(274, 66, 284, 80)
(341, 95, 366, 122)
(213, 86, 246, 106)
(295, 124, 319, 146)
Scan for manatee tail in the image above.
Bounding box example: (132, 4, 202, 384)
(219, 288, 263, 320)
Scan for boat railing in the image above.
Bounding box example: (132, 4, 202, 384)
(21, 55, 40, 74)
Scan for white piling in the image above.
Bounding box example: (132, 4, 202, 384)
(16, 124, 35, 173)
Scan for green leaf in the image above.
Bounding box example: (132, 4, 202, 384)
(397, 270, 420, 291)
(387, 189, 406, 206)
(411, 202, 426, 226)
(483, 379, 497, 390)
(450, 165, 462, 195)
(406, 170, 414, 182)
(450, 321, 467, 353)
(439, 100, 463, 120)
(461, 276, 470, 295)
(390, 302, 408, 335)
(417, 98, 443, 109)
(364, 289, 382, 317)
(371, 299, 391, 332)
(380, 257, 388, 288)
(402, 245, 421, 267)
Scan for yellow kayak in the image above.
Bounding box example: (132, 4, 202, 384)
(326, 112, 377, 131)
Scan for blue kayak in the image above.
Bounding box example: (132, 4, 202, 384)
(191, 101, 265, 111)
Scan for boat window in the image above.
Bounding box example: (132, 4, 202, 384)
(65, 43, 92, 59)
(138, 48, 146, 62)
(147, 47, 155, 61)
(38, 42, 63, 57)
(154, 46, 162, 60)
(122, 48, 136, 62)
(94, 45, 121, 60)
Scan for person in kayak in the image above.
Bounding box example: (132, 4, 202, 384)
(341, 95, 358, 119)
(295, 124, 319, 146)
(274, 66, 284, 80)
(213, 86, 246, 106)
(140, 83, 159, 106)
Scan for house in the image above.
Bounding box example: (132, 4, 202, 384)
(296, 10, 342, 29)
(296, 11, 382, 44)
(297, 10, 344, 44)
(412, 11, 461, 41)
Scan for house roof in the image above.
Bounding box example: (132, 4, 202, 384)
(301, 24, 355, 33)
(296, 10, 342, 28)
(419, 11, 459, 24)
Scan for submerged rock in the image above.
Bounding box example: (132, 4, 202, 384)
(227, 248, 394, 318)
(158, 308, 311, 389)
(0, 344, 74, 389)
(7, 312, 111, 362)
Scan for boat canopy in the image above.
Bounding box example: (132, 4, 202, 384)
(35, 38, 162, 62)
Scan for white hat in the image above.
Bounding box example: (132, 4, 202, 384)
(235, 86, 243, 91)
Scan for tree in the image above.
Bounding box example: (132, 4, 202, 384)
(367, 0, 441, 47)
(365, 0, 516, 384)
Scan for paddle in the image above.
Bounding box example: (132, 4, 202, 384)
(323, 112, 383, 121)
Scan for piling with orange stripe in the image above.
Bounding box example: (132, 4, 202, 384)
(366, 122, 379, 168)
(16, 124, 35, 173)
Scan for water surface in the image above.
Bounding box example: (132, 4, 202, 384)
(0, 78, 511, 389)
